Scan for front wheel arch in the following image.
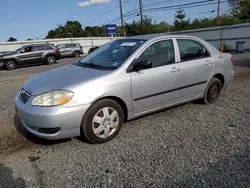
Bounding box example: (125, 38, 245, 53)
(90, 96, 128, 122)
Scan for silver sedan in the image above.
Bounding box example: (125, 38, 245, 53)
(15, 34, 234, 144)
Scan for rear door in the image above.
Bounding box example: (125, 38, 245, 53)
(57, 44, 66, 56)
(131, 39, 181, 115)
(175, 39, 213, 99)
(65, 44, 77, 55)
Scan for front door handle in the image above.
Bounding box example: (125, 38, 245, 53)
(205, 60, 212, 66)
(171, 67, 180, 72)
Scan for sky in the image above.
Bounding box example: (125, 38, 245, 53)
(0, 0, 229, 42)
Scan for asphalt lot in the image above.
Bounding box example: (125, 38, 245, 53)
(0, 57, 249, 187)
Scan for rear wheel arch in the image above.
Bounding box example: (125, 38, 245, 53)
(45, 54, 56, 64)
(213, 73, 225, 87)
(73, 50, 80, 57)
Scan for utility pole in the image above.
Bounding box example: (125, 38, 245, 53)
(139, 0, 143, 33)
(232, 0, 236, 19)
(119, 0, 126, 37)
(217, 0, 220, 26)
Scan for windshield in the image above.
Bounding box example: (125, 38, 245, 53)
(15, 47, 22, 53)
(78, 39, 146, 70)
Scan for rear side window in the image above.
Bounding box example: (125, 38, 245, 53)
(43, 45, 53, 50)
(177, 39, 210, 61)
(66, 44, 77, 48)
(33, 45, 44, 51)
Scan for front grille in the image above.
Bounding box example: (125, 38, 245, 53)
(20, 88, 32, 104)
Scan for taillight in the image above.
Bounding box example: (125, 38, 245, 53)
(56, 48, 60, 53)
(231, 57, 234, 63)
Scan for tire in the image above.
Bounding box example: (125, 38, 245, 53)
(81, 99, 124, 144)
(46, 55, 56, 65)
(73, 51, 80, 58)
(5, 60, 17, 70)
(202, 77, 222, 104)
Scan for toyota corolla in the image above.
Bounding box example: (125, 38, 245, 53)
(15, 34, 234, 144)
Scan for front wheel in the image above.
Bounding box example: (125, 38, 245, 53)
(5, 60, 17, 70)
(81, 99, 124, 144)
(202, 77, 222, 104)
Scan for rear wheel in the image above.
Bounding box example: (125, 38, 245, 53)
(5, 60, 17, 70)
(202, 77, 222, 104)
(73, 51, 80, 58)
(46, 55, 56, 65)
(81, 99, 124, 144)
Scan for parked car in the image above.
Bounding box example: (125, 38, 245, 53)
(0, 44, 61, 70)
(56, 43, 83, 58)
(0, 51, 14, 69)
(15, 34, 234, 144)
(88, 46, 99, 54)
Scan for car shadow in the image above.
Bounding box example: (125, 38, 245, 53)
(0, 164, 27, 188)
(13, 114, 72, 146)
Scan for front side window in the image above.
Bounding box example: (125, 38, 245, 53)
(43, 45, 53, 50)
(177, 39, 210, 61)
(135, 40, 175, 68)
(78, 39, 146, 70)
(23, 46, 33, 53)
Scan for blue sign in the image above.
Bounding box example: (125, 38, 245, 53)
(106, 24, 117, 35)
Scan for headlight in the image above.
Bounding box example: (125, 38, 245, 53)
(32, 90, 74, 107)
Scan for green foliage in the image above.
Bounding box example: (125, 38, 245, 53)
(46, 21, 86, 39)
(7, 37, 17, 42)
(238, 0, 250, 21)
(173, 9, 190, 31)
(222, 43, 232, 52)
(25, 38, 33, 41)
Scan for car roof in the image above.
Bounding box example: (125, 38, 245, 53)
(22, 44, 52, 48)
(127, 33, 197, 41)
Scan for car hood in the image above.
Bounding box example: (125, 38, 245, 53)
(0, 52, 15, 58)
(23, 64, 111, 95)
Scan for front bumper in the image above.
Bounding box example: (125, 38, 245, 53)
(15, 94, 90, 140)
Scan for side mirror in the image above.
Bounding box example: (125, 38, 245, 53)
(133, 60, 152, 71)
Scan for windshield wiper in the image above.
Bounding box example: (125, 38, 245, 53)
(82, 63, 104, 70)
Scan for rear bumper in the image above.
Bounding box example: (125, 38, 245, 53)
(55, 53, 61, 60)
(225, 69, 235, 86)
(15, 94, 90, 140)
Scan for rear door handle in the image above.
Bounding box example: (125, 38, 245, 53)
(171, 67, 180, 72)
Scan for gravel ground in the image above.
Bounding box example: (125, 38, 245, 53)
(0, 57, 249, 188)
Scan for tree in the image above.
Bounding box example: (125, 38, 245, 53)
(46, 21, 85, 39)
(238, 0, 250, 21)
(7, 37, 17, 42)
(173, 9, 190, 31)
(25, 38, 33, 41)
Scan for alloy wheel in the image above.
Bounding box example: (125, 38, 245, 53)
(92, 107, 119, 138)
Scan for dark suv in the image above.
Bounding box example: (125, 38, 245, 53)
(0, 44, 61, 70)
(56, 43, 83, 58)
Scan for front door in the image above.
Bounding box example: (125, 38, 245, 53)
(175, 39, 213, 99)
(18, 46, 41, 65)
(131, 39, 181, 115)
